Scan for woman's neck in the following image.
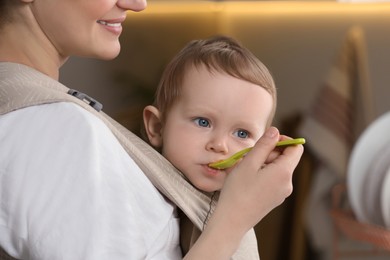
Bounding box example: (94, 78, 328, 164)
(0, 21, 65, 80)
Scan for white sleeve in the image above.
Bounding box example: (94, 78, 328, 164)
(0, 103, 179, 260)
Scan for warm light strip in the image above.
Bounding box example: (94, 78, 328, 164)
(131, 1, 222, 14)
(225, 1, 390, 13)
(128, 1, 390, 15)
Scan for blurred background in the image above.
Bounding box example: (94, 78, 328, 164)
(60, 1, 390, 259)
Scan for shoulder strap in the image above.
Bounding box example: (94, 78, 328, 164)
(0, 62, 259, 259)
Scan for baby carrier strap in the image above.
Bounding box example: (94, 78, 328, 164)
(0, 62, 259, 260)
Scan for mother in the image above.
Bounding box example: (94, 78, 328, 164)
(0, 0, 303, 259)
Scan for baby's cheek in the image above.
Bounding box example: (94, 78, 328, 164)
(162, 146, 185, 169)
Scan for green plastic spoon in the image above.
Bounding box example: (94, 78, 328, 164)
(208, 138, 305, 170)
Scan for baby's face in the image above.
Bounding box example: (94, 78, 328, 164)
(161, 65, 273, 192)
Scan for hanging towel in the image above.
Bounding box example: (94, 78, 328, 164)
(299, 26, 374, 177)
(298, 26, 375, 259)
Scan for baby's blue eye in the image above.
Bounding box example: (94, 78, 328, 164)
(235, 130, 249, 139)
(194, 118, 210, 128)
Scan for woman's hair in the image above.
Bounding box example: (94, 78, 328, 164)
(0, 1, 6, 25)
(153, 35, 277, 126)
(0, 0, 15, 29)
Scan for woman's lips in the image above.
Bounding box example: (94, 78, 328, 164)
(97, 20, 123, 35)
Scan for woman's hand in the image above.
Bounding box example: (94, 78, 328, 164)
(220, 127, 303, 226)
(185, 127, 304, 259)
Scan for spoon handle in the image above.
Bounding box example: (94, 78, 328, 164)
(276, 138, 306, 147)
(208, 137, 305, 170)
(232, 138, 305, 159)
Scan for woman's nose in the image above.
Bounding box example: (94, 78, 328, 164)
(117, 0, 147, 12)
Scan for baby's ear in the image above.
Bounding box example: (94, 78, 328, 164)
(143, 105, 163, 148)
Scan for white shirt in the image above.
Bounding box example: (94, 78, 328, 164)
(0, 102, 181, 259)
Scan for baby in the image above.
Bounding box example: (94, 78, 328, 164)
(143, 35, 276, 192)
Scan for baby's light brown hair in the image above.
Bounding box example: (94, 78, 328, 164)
(153, 35, 277, 127)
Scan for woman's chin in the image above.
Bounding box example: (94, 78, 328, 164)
(98, 48, 121, 60)
(91, 43, 121, 60)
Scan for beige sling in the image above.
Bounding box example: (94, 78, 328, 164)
(0, 62, 259, 260)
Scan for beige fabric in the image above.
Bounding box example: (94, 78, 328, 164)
(0, 62, 259, 260)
